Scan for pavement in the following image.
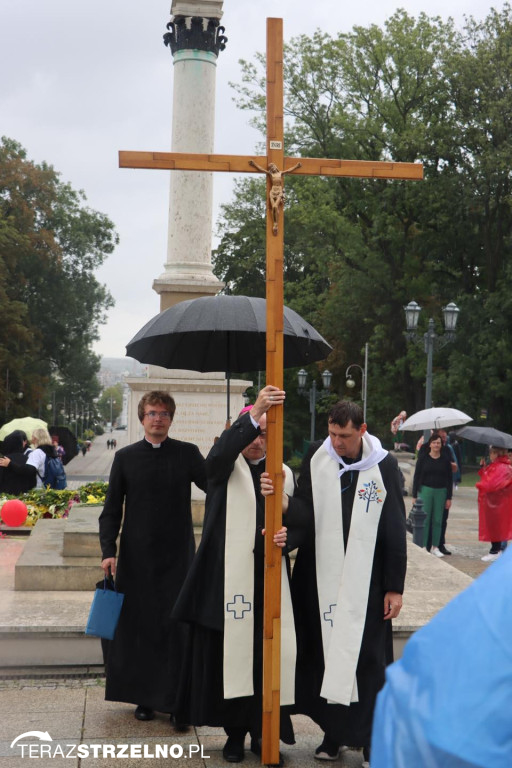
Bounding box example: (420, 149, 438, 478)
(0, 435, 502, 767)
(0, 673, 365, 767)
(65, 430, 131, 487)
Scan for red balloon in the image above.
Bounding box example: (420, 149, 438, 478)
(1, 499, 28, 527)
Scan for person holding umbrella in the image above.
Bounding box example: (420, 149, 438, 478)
(412, 432, 453, 557)
(172, 385, 297, 763)
(477, 446, 512, 562)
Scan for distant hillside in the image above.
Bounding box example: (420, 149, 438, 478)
(100, 357, 145, 376)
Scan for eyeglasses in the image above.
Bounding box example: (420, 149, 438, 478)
(144, 411, 171, 420)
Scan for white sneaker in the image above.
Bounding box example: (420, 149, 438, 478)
(481, 552, 501, 562)
(362, 762, 370, 768)
(432, 547, 444, 558)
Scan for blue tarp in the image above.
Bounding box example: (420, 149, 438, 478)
(372, 548, 512, 767)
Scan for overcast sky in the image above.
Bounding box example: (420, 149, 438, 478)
(2, 0, 498, 359)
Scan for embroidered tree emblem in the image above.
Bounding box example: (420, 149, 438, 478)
(358, 480, 383, 513)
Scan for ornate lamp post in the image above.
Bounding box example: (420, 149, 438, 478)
(345, 342, 369, 422)
(404, 301, 460, 438)
(47, 397, 66, 426)
(297, 369, 332, 441)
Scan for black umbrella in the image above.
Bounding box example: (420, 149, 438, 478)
(49, 426, 79, 465)
(126, 295, 332, 421)
(456, 425, 512, 450)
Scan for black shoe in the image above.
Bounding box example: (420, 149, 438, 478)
(223, 737, 245, 763)
(439, 545, 452, 555)
(314, 737, 340, 761)
(170, 714, 190, 732)
(134, 705, 154, 721)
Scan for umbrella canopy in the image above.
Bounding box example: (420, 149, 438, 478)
(126, 295, 332, 420)
(401, 407, 472, 432)
(126, 295, 332, 372)
(49, 426, 79, 466)
(0, 416, 48, 442)
(456, 426, 512, 450)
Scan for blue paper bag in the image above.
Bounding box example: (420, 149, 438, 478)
(85, 577, 124, 640)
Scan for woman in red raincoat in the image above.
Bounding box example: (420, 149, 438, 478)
(477, 446, 512, 562)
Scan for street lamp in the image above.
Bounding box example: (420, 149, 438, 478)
(47, 398, 66, 426)
(404, 300, 460, 436)
(297, 369, 332, 441)
(5, 369, 23, 416)
(345, 342, 369, 422)
(109, 396, 116, 429)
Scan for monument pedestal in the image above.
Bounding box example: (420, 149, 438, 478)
(126, 369, 251, 464)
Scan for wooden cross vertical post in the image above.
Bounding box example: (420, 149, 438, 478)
(119, 17, 422, 767)
(261, 18, 285, 767)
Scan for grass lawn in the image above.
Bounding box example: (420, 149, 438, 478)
(460, 470, 479, 488)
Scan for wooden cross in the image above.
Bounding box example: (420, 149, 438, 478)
(119, 17, 422, 765)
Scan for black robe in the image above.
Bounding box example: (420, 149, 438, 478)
(98, 436, 207, 712)
(173, 412, 298, 742)
(0, 452, 36, 494)
(288, 440, 407, 747)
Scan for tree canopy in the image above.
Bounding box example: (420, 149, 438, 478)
(0, 137, 117, 421)
(97, 384, 124, 425)
(214, 5, 512, 449)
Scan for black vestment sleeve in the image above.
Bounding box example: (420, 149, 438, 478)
(99, 452, 126, 559)
(206, 412, 260, 483)
(377, 453, 407, 595)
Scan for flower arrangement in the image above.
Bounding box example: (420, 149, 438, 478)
(0, 482, 108, 526)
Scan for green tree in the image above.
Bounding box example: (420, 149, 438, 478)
(216, 6, 512, 446)
(0, 137, 116, 420)
(98, 385, 123, 425)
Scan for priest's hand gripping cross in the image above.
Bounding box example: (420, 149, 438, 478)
(119, 17, 422, 765)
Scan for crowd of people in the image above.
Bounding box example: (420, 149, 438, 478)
(0, 428, 66, 493)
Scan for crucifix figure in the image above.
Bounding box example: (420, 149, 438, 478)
(119, 17, 422, 764)
(249, 160, 302, 234)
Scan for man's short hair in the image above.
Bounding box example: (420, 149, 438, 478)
(138, 391, 176, 423)
(328, 401, 364, 429)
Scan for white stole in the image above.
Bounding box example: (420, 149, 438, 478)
(223, 456, 296, 704)
(311, 436, 386, 705)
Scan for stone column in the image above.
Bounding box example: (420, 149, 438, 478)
(126, 1, 251, 470)
(153, 0, 227, 309)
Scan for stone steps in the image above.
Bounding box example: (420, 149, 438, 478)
(15, 503, 206, 591)
(4, 500, 476, 668)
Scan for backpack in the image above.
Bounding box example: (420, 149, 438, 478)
(40, 455, 67, 490)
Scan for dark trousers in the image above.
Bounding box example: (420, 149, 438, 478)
(439, 507, 449, 548)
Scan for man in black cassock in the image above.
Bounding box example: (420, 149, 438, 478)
(173, 385, 298, 763)
(263, 400, 406, 768)
(99, 390, 207, 724)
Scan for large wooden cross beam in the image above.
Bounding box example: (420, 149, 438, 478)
(120, 18, 422, 765)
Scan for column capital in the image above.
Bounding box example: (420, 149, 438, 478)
(164, 15, 227, 56)
(171, 1, 223, 17)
